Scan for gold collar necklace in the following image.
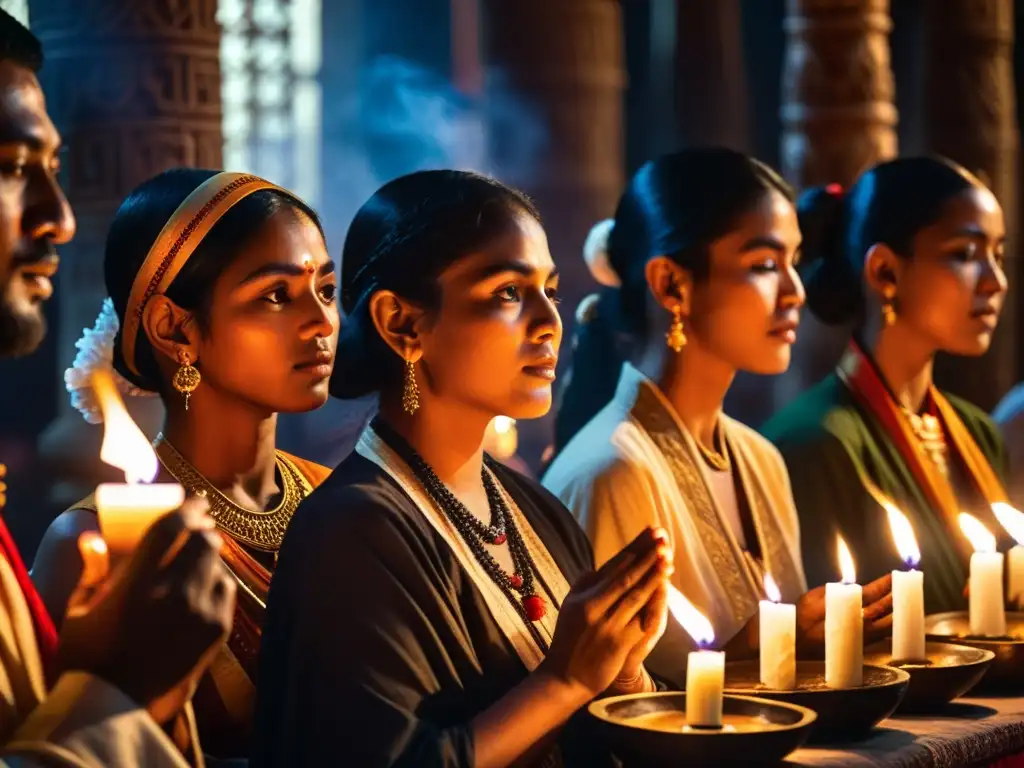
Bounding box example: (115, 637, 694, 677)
(695, 421, 731, 473)
(153, 434, 308, 551)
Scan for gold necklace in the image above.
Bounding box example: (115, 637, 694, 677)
(695, 422, 731, 472)
(901, 409, 949, 476)
(154, 435, 309, 551)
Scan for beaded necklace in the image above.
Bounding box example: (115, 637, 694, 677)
(373, 420, 549, 646)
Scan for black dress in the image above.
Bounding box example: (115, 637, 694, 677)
(252, 445, 605, 767)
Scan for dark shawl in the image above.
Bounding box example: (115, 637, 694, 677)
(251, 452, 601, 767)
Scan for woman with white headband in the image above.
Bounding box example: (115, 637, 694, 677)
(33, 168, 339, 760)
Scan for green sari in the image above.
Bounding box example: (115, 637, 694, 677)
(762, 341, 1009, 613)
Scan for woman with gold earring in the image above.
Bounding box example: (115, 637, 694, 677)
(35, 168, 340, 759)
(763, 157, 1011, 613)
(255, 170, 676, 766)
(544, 149, 893, 687)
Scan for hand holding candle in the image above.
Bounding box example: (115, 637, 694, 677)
(884, 503, 925, 662)
(760, 573, 796, 689)
(91, 370, 185, 556)
(668, 587, 724, 728)
(992, 502, 1024, 608)
(826, 536, 863, 688)
(960, 513, 1006, 637)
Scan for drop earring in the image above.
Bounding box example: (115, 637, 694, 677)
(666, 305, 687, 353)
(402, 359, 420, 415)
(881, 285, 897, 327)
(172, 348, 201, 410)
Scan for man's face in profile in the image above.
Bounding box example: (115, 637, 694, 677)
(0, 59, 74, 358)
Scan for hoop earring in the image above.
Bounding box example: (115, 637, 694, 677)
(666, 305, 687, 353)
(881, 285, 897, 327)
(402, 359, 420, 415)
(172, 348, 201, 411)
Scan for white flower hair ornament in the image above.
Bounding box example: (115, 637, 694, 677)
(582, 219, 621, 288)
(64, 298, 157, 424)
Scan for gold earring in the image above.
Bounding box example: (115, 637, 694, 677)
(402, 359, 420, 415)
(881, 285, 897, 327)
(666, 305, 687, 353)
(172, 348, 201, 410)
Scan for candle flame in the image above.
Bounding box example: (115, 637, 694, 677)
(837, 535, 856, 584)
(92, 370, 158, 484)
(959, 512, 997, 554)
(884, 502, 921, 568)
(667, 586, 715, 646)
(992, 502, 1024, 546)
(763, 572, 782, 603)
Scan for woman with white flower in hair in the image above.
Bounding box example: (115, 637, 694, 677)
(35, 168, 339, 760)
(544, 149, 894, 686)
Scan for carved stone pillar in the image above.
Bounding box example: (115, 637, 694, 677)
(27, 0, 222, 523)
(675, 0, 748, 151)
(481, 0, 625, 465)
(923, 0, 1018, 411)
(773, 0, 897, 415)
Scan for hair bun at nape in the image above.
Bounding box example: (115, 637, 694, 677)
(583, 219, 620, 288)
(797, 183, 860, 326)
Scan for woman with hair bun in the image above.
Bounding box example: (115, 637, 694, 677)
(762, 157, 1011, 612)
(544, 149, 893, 685)
(33, 168, 339, 759)
(254, 170, 673, 767)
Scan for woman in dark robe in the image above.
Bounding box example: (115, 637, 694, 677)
(761, 157, 1011, 613)
(253, 170, 674, 767)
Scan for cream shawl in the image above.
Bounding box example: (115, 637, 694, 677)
(544, 364, 806, 680)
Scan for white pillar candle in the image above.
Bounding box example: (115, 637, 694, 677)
(825, 536, 862, 688)
(825, 582, 863, 688)
(891, 569, 926, 661)
(686, 649, 725, 727)
(884, 504, 926, 661)
(96, 482, 185, 556)
(1008, 546, 1024, 607)
(969, 551, 1006, 637)
(961, 513, 1007, 637)
(759, 573, 796, 689)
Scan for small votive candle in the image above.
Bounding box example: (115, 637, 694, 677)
(961, 513, 1006, 637)
(759, 573, 796, 690)
(825, 536, 863, 688)
(95, 482, 185, 556)
(686, 646, 725, 728)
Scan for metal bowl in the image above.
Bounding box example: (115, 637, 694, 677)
(723, 661, 909, 742)
(864, 639, 993, 712)
(926, 611, 1024, 693)
(587, 692, 816, 767)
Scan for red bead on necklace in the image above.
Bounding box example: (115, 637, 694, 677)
(523, 594, 546, 621)
(493, 533, 507, 545)
(509, 573, 523, 590)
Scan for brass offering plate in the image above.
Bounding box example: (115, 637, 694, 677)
(865, 639, 993, 712)
(926, 611, 1024, 693)
(588, 692, 816, 767)
(723, 661, 909, 743)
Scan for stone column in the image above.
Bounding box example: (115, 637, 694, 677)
(480, 0, 625, 465)
(923, 0, 1018, 411)
(675, 0, 748, 151)
(28, 0, 222, 518)
(774, 0, 897, 415)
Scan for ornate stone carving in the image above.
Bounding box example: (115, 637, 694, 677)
(924, 0, 1018, 409)
(481, 0, 624, 463)
(779, 0, 897, 189)
(774, 0, 898, 414)
(30, 0, 223, 410)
